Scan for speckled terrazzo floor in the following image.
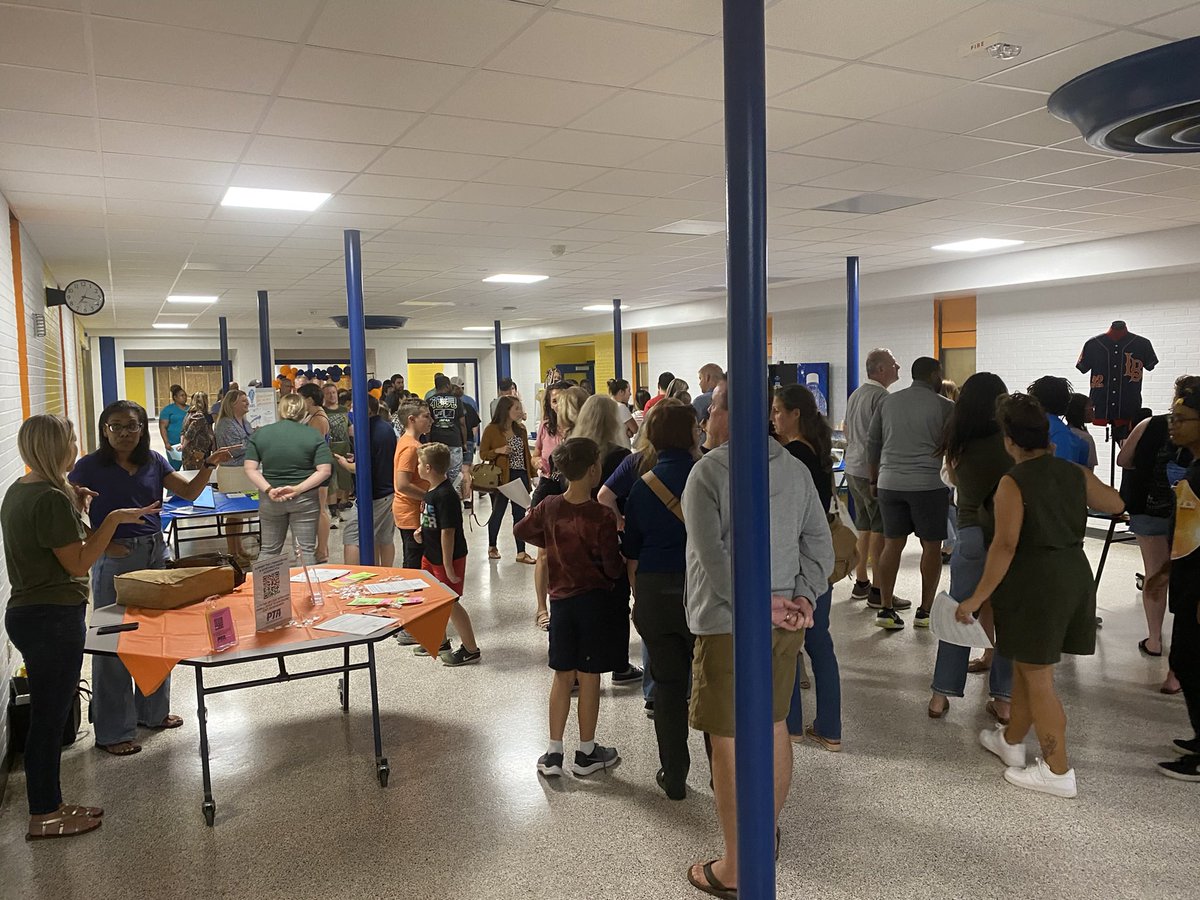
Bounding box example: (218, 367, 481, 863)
(1, 511, 1194, 900)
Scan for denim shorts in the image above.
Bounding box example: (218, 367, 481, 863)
(1129, 513, 1170, 537)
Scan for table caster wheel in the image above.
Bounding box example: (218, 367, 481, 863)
(377, 759, 390, 787)
(202, 800, 216, 826)
(1135, 573, 1145, 591)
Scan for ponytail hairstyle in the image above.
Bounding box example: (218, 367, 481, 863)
(773, 384, 832, 474)
(17, 414, 80, 511)
(278, 393, 307, 422)
(607, 378, 630, 397)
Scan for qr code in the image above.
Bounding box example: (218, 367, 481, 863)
(263, 572, 280, 594)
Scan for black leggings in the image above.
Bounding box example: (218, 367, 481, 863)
(487, 470, 530, 552)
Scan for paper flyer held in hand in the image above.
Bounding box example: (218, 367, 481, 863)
(930, 592, 993, 649)
(498, 478, 532, 509)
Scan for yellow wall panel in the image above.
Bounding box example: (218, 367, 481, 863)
(125, 366, 148, 409)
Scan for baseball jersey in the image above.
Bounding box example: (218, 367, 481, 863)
(1075, 331, 1157, 424)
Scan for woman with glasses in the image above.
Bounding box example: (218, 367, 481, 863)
(69, 400, 231, 756)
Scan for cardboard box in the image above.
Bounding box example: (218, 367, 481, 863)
(114, 566, 235, 610)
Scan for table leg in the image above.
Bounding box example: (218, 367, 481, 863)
(195, 668, 216, 826)
(341, 646, 351, 711)
(1095, 518, 1117, 590)
(368, 642, 388, 787)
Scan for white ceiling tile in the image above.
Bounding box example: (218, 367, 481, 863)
(771, 185, 859, 210)
(0, 142, 101, 175)
(91, 0, 321, 41)
(5, 192, 103, 218)
(434, 70, 615, 128)
(570, 91, 723, 141)
(486, 11, 705, 87)
(960, 180, 1074, 203)
(970, 107, 1081, 145)
(231, 163, 354, 193)
(0, 4, 86, 71)
(966, 147, 1106, 179)
(886, 135, 1033, 171)
(866, 1, 1110, 79)
(99, 120, 248, 162)
(1016, 188, 1133, 210)
(308, 0, 535, 66)
(772, 65, 961, 119)
(280, 47, 464, 111)
(628, 142, 726, 177)
(574, 169, 703, 197)
(241, 135, 382, 171)
(342, 173, 462, 201)
(104, 179, 225, 203)
(766, 154, 857, 185)
(479, 158, 609, 190)
(985, 31, 1167, 92)
(1029, 158, 1180, 188)
(1013, 0, 1194, 27)
(791, 122, 940, 163)
(368, 147, 500, 181)
(1135, 4, 1200, 38)
(664, 176, 727, 202)
(259, 98, 420, 145)
(804, 163, 942, 192)
(96, 77, 269, 130)
(441, 182, 560, 208)
(555, 0, 721, 34)
(0, 171, 103, 195)
(0, 64, 94, 116)
(519, 130, 666, 168)
(105, 197, 212, 219)
(765, 110, 855, 152)
(533, 192, 639, 214)
(0, 109, 97, 151)
(397, 116, 551, 156)
(881, 172, 1011, 199)
(101, 152, 233, 184)
(877, 83, 1047, 134)
(90, 17, 293, 93)
(1100, 168, 1200, 196)
(766, 0, 980, 59)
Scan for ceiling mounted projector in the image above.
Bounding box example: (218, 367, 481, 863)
(1048, 36, 1200, 154)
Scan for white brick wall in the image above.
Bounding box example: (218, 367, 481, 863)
(0, 198, 21, 768)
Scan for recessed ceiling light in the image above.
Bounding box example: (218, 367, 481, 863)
(152, 323, 189, 329)
(463, 326, 495, 331)
(482, 273, 548, 284)
(583, 304, 630, 312)
(221, 186, 331, 212)
(931, 238, 1025, 252)
(651, 219, 726, 236)
(167, 295, 218, 304)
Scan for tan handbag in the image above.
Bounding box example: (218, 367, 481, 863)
(827, 510, 860, 585)
(472, 460, 503, 491)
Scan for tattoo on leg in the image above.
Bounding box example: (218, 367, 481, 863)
(1040, 733, 1058, 759)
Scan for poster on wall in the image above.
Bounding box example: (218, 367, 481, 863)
(796, 363, 830, 416)
(246, 385, 277, 430)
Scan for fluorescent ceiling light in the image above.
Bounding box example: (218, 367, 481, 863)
(462, 326, 495, 331)
(931, 238, 1024, 252)
(152, 323, 188, 329)
(651, 219, 725, 236)
(167, 295, 218, 304)
(583, 304, 630, 312)
(221, 186, 331, 212)
(482, 273, 548, 284)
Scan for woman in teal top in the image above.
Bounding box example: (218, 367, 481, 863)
(2, 415, 158, 840)
(958, 393, 1122, 800)
(244, 393, 332, 566)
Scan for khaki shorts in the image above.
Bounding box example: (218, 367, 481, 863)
(846, 473, 882, 533)
(688, 629, 806, 738)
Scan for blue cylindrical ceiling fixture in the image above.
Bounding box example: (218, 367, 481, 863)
(722, 0, 775, 896)
(256, 290, 272, 386)
(344, 229, 375, 566)
(494, 319, 504, 387)
(612, 298, 623, 381)
(218, 315, 232, 392)
(846, 257, 860, 397)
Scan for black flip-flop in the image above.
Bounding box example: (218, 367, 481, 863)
(1139, 639, 1163, 658)
(688, 861, 736, 899)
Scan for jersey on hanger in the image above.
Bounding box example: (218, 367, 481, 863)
(1075, 332, 1157, 425)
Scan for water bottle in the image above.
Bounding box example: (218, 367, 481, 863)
(806, 372, 828, 416)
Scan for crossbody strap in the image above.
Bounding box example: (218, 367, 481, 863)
(642, 471, 685, 523)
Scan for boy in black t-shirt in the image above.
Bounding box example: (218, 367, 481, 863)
(414, 442, 480, 667)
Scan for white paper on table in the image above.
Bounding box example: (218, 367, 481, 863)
(930, 592, 994, 649)
(313, 613, 394, 636)
(498, 478, 531, 509)
(361, 578, 429, 595)
(290, 567, 349, 583)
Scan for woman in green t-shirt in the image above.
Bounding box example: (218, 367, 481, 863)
(2, 415, 158, 840)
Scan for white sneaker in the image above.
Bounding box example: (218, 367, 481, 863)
(1003, 758, 1077, 798)
(979, 724, 1026, 768)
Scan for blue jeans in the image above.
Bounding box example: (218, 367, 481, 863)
(6, 603, 86, 814)
(91, 532, 173, 745)
(931, 525, 1013, 700)
(786, 587, 840, 740)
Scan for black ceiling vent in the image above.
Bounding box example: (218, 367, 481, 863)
(329, 315, 409, 329)
(1049, 36, 1200, 154)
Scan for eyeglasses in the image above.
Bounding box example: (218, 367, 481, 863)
(1169, 414, 1200, 426)
(105, 423, 143, 435)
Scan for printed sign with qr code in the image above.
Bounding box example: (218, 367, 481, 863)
(253, 555, 292, 632)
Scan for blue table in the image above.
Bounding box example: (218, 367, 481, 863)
(162, 489, 260, 558)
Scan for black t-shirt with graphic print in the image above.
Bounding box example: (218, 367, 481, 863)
(420, 480, 467, 564)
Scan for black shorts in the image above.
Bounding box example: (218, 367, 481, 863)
(877, 488, 950, 542)
(548, 589, 628, 674)
(399, 529, 422, 569)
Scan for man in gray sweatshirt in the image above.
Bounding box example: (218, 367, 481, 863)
(867, 356, 954, 630)
(682, 381, 835, 895)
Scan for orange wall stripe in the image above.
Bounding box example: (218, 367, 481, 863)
(10, 212, 30, 419)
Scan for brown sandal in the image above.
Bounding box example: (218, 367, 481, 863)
(986, 700, 1011, 726)
(96, 740, 141, 756)
(516, 552, 536, 565)
(146, 714, 183, 730)
(928, 696, 950, 719)
(59, 804, 104, 818)
(967, 658, 990, 674)
(26, 812, 102, 841)
(488, 547, 500, 560)
(688, 860, 736, 899)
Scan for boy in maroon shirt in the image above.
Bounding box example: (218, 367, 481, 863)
(515, 438, 625, 778)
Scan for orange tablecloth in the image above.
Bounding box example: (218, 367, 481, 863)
(115, 566, 457, 695)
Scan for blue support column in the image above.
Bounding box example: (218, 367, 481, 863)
(344, 229, 374, 566)
(722, 1, 774, 897)
(612, 298, 623, 380)
(218, 315, 232, 392)
(98, 336, 117, 407)
(256, 290, 272, 386)
(494, 319, 505, 385)
(846, 256, 860, 396)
